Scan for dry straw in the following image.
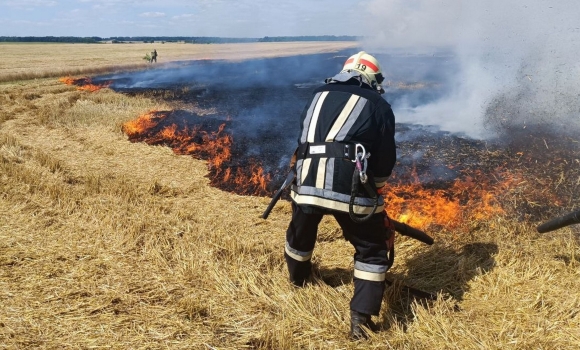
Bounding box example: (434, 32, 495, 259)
(0, 43, 579, 349)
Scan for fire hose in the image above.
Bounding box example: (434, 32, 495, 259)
(390, 218, 434, 245)
(537, 209, 580, 233)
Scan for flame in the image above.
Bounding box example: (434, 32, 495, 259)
(121, 110, 271, 195)
(209, 162, 271, 195)
(236, 164, 270, 192)
(59, 76, 111, 92)
(383, 169, 518, 231)
(58, 77, 76, 85)
(121, 110, 545, 222)
(121, 110, 165, 138)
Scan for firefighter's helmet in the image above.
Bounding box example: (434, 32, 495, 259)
(340, 51, 384, 92)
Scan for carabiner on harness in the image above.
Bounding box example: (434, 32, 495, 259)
(353, 143, 370, 184)
(348, 143, 378, 223)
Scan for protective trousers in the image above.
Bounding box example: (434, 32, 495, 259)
(285, 202, 389, 316)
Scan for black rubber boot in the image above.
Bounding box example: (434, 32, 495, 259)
(349, 310, 377, 340)
(285, 253, 312, 287)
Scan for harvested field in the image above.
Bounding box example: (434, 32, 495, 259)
(0, 41, 357, 83)
(1, 42, 579, 349)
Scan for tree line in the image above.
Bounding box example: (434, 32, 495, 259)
(258, 36, 358, 42)
(0, 36, 103, 43)
(0, 36, 358, 44)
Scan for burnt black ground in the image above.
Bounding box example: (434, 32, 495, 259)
(95, 51, 580, 222)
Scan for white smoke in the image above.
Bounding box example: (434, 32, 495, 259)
(362, 0, 580, 138)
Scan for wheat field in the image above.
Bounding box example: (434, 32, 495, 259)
(0, 41, 357, 83)
(1, 42, 579, 349)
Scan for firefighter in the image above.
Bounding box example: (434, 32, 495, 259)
(151, 49, 157, 63)
(284, 51, 397, 339)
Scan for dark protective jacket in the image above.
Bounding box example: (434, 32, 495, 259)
(290, 80, 396, 215)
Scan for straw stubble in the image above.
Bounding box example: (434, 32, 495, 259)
(0, 43, 579, 349)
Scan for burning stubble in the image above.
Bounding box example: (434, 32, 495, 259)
(59, 76, 112, 92)
(5, 40, 580, 350)
(65, 51, 576, 233)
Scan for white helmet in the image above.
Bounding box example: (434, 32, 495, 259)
(337, 51, 385, 93)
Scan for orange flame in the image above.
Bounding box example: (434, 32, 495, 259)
(233, 164, 271, 193)
(121, 110, 165, 138)
(121, 110, 531, 214)
(59, 76, 111, 92)
(383, 169, 520, 231)
(58, 77, 76, 85)
(121, 110, 271, 195)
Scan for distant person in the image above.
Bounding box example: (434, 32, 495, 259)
(151, 49, 157, 63)
(281, 51, 397, 339)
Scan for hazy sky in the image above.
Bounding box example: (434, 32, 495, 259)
(0, 0, 368, 37)
(3, 0, 579, 138)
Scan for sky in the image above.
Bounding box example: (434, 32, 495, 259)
(2, 0, 579, 139)
(0, 0, 367, 37)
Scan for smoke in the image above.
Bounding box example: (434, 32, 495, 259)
(362, 0, 580, 139)
(96, 54, 344, 90)
(95, 53, 351, 182)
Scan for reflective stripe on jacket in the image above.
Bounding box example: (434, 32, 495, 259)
(290, 82, 396, 214)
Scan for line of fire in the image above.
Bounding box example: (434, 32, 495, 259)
(59, 51, 580, 233)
